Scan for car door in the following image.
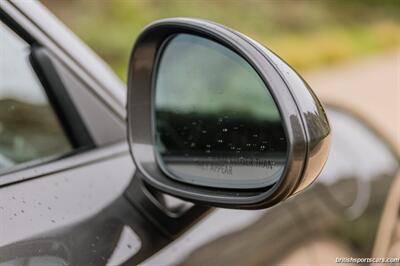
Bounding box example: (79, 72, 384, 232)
(2, 2, 399, 266)
(0, 6, 149, 266)
(0, 4, 232, 265)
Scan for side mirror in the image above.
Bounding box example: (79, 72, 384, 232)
(127, 18, 331, 209)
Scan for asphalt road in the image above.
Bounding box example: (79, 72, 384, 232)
(305, 50, 400, 153)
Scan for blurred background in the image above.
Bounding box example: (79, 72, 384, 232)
(41, 0, 399, 151)
(41, 0, 400, 80)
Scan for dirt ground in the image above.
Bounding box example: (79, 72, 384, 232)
(305, 50, 400, 153)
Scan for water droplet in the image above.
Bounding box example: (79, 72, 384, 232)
(21, 210, 24, 213)
(48, 207, 52, 210)
(51, 219, 56, 223)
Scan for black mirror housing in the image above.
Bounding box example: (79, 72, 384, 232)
(127, 18, 331, 209)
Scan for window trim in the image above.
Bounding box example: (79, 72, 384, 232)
(29, 46, 95, 149)
(0, 5, 123, 181)
(0, 21, 91, 177)
(0, 1, 125, 118)
(0, 142, 128, 187)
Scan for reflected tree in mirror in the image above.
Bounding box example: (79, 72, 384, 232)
(154, 34, 287, 189)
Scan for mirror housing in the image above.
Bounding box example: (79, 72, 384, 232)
(127, 18, 331, 209)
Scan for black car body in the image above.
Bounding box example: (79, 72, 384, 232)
(0, 1, 399, 265)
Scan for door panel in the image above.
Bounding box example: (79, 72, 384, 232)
(0, 143, 175, 265)
(0, 150, 131, 246)
(0, 145, 130, 263)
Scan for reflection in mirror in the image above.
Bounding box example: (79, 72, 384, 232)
(154, 34, 287, 189)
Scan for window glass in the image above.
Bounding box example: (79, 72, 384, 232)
(0, 22, 71, 171)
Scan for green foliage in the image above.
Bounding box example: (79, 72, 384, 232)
(42, 0, 400, 81)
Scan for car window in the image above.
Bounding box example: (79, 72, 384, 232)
(0, 21, 72, 171)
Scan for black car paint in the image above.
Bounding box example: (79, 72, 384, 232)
(0, 1, 399, 265)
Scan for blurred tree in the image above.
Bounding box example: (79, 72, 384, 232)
(41, 0, 400, 82)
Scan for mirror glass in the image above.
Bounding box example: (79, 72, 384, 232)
(154, 34, 287, 189)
